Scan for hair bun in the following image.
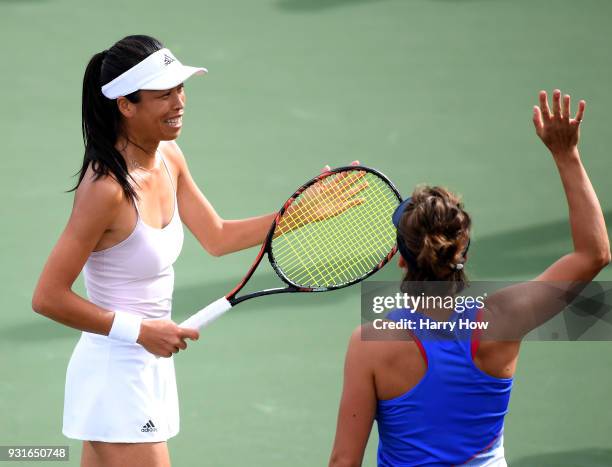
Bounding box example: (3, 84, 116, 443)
(399, 185, 471, 282)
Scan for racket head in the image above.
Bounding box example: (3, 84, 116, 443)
(267, 165, 402, 292)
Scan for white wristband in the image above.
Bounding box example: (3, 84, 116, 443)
(109, 312, 143, 344)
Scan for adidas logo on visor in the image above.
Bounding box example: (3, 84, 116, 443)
(163, 54, 175, 66)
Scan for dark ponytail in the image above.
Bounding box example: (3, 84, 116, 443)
(71, 35, 164, 201)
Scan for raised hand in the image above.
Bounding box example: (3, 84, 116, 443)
(533, 89, 585, 156)
(277, 161, 367, 235)
(297, 170, 367, 222)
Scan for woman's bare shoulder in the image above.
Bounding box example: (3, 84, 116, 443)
(73, 163, 126, 213)
(348, 322, 417, 360)
(159, 140, 188, 174)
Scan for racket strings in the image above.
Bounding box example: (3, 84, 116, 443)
(278, 172, 394, 248)
(275, 176, 361, 283)
(289, 174, 377, 278)
(274, 172, 378, 279)
(280, 183, 392, 281)
(274, 172, 363, 235)
(276, 172, 395, 257)
(271, 171, 398, 287)
(276, 197, 394, 286)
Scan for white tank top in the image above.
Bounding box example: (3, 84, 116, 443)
(83, 155, 184, 320)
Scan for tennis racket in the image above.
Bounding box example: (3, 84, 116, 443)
(180, 165, 402, 330)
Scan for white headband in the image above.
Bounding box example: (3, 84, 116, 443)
(101, 48, 207, 99)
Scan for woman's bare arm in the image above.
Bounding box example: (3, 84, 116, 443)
(32, 172, 123, 334)
(329, 327, 377, 467)
(484, 90, 610, 338)
(164, 141, 275, 257)
(168, 141, 359, 256)
(32, 169, 198, 357)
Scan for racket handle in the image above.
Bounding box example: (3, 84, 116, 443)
(179, 297, 233, 330)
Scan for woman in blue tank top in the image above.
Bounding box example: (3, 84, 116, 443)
(329, 90, 610, 466)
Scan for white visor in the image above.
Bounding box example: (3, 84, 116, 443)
(101, 48, 207, 99)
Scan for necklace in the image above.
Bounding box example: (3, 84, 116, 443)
(129, 158, 152, 171)
(128, 150, 161, 172)
(124, 137, 160, 172)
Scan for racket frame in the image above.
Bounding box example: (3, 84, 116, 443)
(227, 165, 403, 307)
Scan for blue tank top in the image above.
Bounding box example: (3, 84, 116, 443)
(376, 305, 513, 466)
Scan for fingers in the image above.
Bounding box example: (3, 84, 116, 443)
(345, 197, 365, 208)
(551, 89, 561, 117)
(539, 90, 551, 120)
(539, 89, 585, 123)
(562, 94, 571, 119)
(332, 178, 367, 202)
(575, 99, 586, 122)
(320, 161, 359, 175)
(332, 197, 365, 217)
(146, 322, 197, 358)
(532, 105, 543, 135)
(335, 170, 366, 189)
(535, 89, 585, 152)
(325, 170, 365, 194)
(342, 170, 366, 186)
(168, 336, 190, 356)
(339, 180, 369, 201)
(171, 340, 187, 354)
(178, 327, 200, 341)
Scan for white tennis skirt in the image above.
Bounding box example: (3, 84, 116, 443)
(62, 332, 179, 443)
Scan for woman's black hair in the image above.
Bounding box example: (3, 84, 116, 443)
(71, 35, 164, 201)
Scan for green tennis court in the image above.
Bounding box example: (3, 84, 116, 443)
(2, 0, 611, 465)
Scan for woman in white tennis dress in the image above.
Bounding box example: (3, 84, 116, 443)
(31, 35, 287, 467)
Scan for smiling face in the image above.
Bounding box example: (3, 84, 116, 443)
(117, 83, 186, 142)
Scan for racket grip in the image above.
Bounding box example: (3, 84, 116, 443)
(179, 297, 233, 330)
